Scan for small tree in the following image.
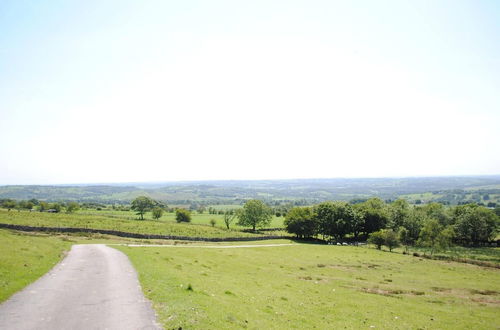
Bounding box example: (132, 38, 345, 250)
(237, 199, 272, 231)
(384, 229, 400, 252)
(368, 230, 386, 250)
(284, 207, 317, 238)
(176, 209, 191, 223)
(209, 218, 216, 227)
(66, 201, 80, 213)
(50, 203, 62, 213)
(2, 200, 16, 211)
(131, 196, 155, 220)
(398, 227, 412, 252)
(39, 201, 48, 212)
(152, 207, 163, 220)
(418, 219, 454, 255)
(223, 210, 236, 229)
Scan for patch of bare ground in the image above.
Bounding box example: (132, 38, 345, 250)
(360, 287, 424, 297)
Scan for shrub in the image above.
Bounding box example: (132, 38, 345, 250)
(368, 230, 385, 249)
(176, 209, 191, 223)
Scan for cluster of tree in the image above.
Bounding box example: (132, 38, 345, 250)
(0, 199, 81, 213)
(130, 196, 168, 220)
(284, 198, 499, 246)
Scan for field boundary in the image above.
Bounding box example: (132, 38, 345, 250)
(0, 223, 290, 242)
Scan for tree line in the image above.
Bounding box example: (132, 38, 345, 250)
(284, 198, 499, 249)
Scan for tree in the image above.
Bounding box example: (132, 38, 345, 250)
(398, 227, 412, 252)
(384, 229, 400, 252)
(314, 201, 354, 241)
(66, 201, 80, 213)
(131, 196, 155, 220)
(223, 210, 236, 229)
(454, 205, 498, 245)
(50, 203, 62, 213)
(176, 209, 191, 223)
(209, 218, 216, 227)
(284, 207, 317, 238)
(237, 199, 272, 231)
(417, 219, 454, 255)
(2, 200, 16, 211)
(152, 207, 163, 220)
(388, 199, 410, 230)
(356, 198, 388, 237)
(368, 230, 385, 250)
(39, 201, 48, 212)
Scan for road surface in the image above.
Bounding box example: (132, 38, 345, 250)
(0, 244, 160, 330)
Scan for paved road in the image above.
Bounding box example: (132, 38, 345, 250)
(0, 244, 160, 330)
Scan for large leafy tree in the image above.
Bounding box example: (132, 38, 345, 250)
(284, 206, 317, 238)
(388, 199, 410, 230)
(131, 196, 155, 220)
(237, 199, 272, 231)
(314, 201, 354, 241)
(355, 198, 388, 237)
(454, 205, 498, 245)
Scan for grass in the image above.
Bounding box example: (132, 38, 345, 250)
(0, 229, 71, 302)
(117, 244, 500, 329)
(0, 209, 287, 239)
(78, 209, 285, 229)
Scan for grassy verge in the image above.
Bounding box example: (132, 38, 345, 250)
(117, 244, 500, 329)
(0, 209, 286, 239)
(0, 229, 71, 302)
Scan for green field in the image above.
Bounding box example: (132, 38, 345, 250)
(117, 244, 500, 329)
(0, 229, 71, 302)
(78, 209, 285, 229)
(0, 209, 286, 239)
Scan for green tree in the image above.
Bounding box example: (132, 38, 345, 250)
(66, 201, 80, 213)
(131, 196, 155, 220)
(417, 219, 454, 255)
(152, 207, 164, 220)
(175, 209, 191, 223)
(356, 198, 388, 237)
(39, 201, 48, 212)
(284, 207, 317, 238)
(223, 210, 236, 229)
(237, 199, 272, 231)
(368, 230, 385, 250)
(2, 200, 16, 211)
(398, 227, 412, 252)
(454, 205, 498, 245)
(314, 201, 354, 241)
(388, 199, 410, 230)
(50, 203, 62, 213)
(209, 218, 216, 227)
(384, 229, 400, 252)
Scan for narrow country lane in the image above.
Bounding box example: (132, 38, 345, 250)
(0, 244, 160, 330)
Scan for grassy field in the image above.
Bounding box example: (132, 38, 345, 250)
(78, 209, 285, 229)
(0, 229, 71, 302)
(118, 244, 500, 329)
(0, 209, 286, 238)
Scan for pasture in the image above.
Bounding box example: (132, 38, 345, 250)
(118, 243, 500, 329)
(0, 209, 286, 239)
(0, 229, 70, 302)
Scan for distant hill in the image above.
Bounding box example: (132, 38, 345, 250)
(0, 176, 499, 205)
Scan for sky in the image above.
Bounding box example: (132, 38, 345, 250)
(0, 0, 499, 185)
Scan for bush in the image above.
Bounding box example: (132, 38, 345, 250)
(176, 209, 191, 223)
(368, 230, 385, 249)
(152, 207, 163, 220)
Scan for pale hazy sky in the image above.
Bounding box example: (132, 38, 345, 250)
(0, 0, 499, 185)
